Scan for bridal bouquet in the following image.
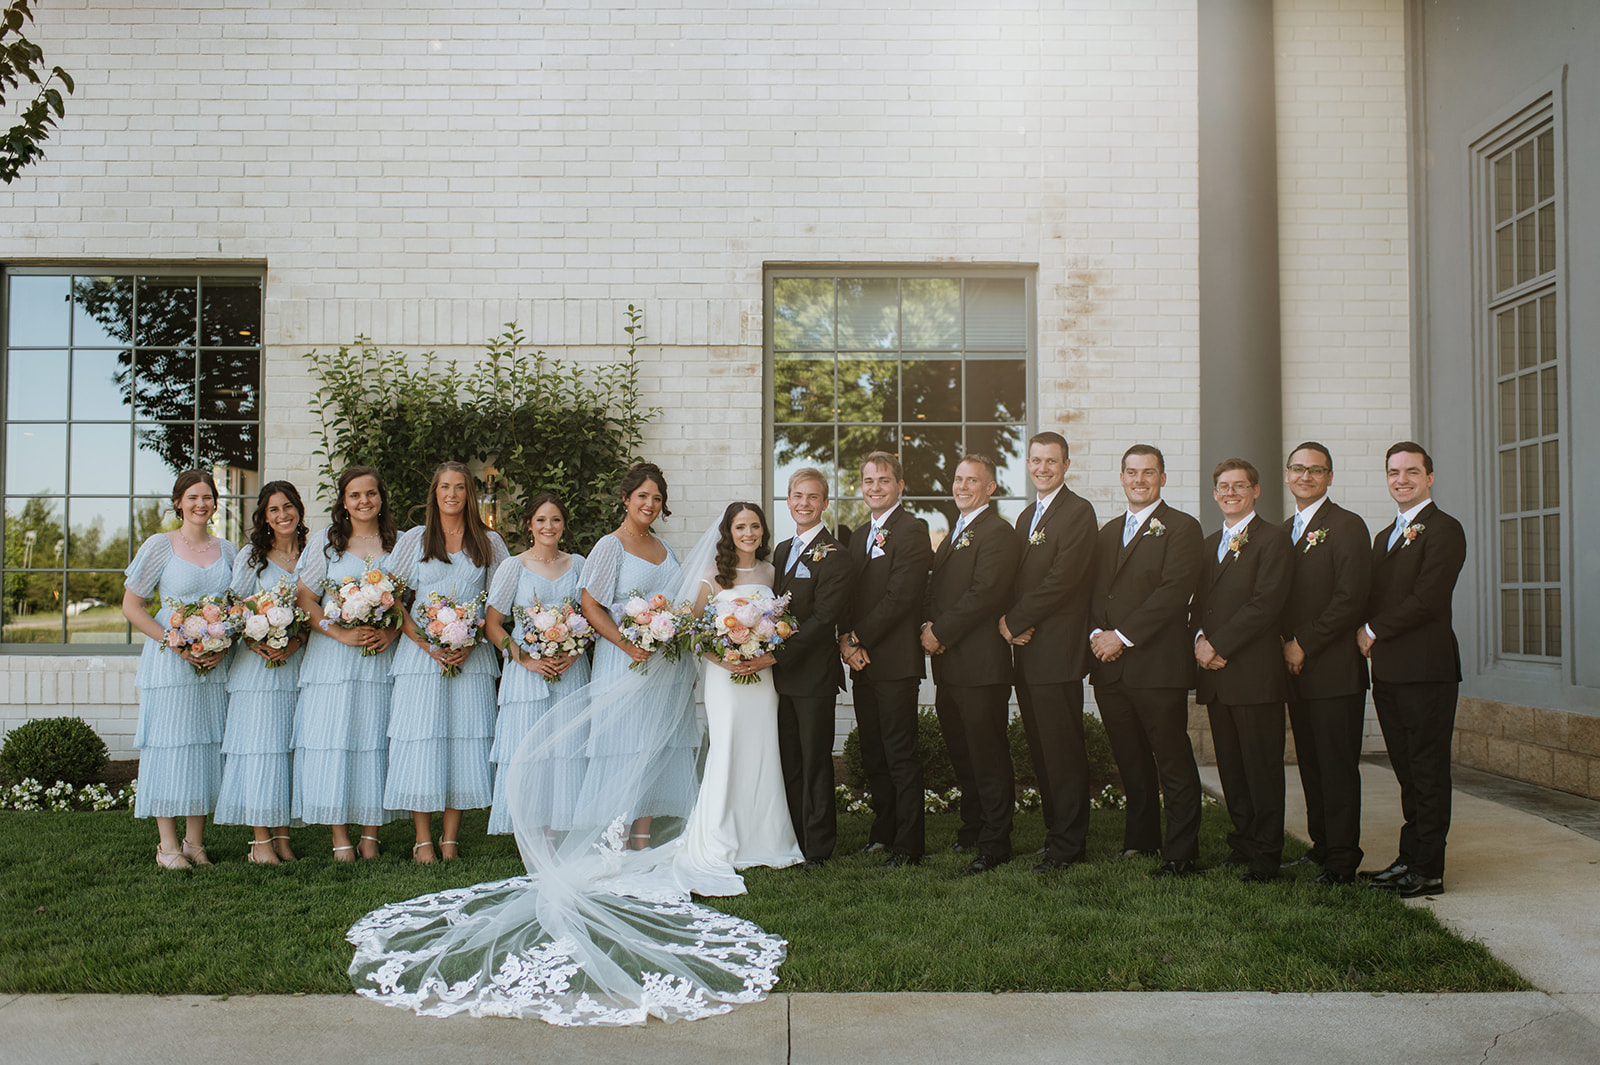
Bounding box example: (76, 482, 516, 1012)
(319, 564, 407, 656)
(695, 590, 797, 685)
(229, 576, 309, 667)
(619, 590, 696, 672)
(161, 594, 238, 676)
(418, 590, 488, 677)
(508, 599, 595, 681)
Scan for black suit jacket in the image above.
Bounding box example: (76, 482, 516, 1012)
(1279, 500, 1371, 700)
(1003, 487, 1098, 684)
(1193, 514, 1293, 706)
(923, 507, 1020, 688)
(844, 505, 933, 682)
(771, 526, 852, 698)
(1366, 501, 1466, 685)
(1088, 500, 1203, 690)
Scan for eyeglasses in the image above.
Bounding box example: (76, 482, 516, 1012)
(1286, 465, 1331, 477)
(1214, 483, 1254, 496)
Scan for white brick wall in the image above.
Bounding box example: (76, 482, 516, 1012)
(1273, 0, 1412, 531)
(3, 1, 1406, 753)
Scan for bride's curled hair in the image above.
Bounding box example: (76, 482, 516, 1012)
(617, 461, 671, 519)
(713, 501, 771, 590)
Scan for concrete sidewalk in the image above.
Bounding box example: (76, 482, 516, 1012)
(5, 760, 1600, 1065)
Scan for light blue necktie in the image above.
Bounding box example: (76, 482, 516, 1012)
(1123, 512, 1138, 546)
(785, 537, 803, 574)
(1292, 511, 1307, 544)
(1217, 525, 1233, 563)
(951, 515, 968, 543)
(1029, 500, 1046, 538)
(866, 521, 879, 556)
(1387, 516, 1408, 550)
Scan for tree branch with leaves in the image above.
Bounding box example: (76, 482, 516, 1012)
(1, 0, 74, 184)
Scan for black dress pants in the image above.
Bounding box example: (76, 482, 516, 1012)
(778, 692, 838, 861)
(1207, 700, 1286, 877)
(852, 675, 925, 857)
(1015, 663, 1089, 863)
(1288, 692, 1365, 876)
(1094, 681, 1201, 862)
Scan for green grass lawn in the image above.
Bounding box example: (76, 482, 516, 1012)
(0, 805, 1526, 995)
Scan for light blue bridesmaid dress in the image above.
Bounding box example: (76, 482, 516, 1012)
(214, 545, 301, 828)
(485, 552, 591, 834)
(291, 527, 399, 827)
(382, 526, 509, 813)
(124, 532, 237, 819)
(573, 533, 700, 819)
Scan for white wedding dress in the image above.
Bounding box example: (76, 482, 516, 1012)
(346, 527, 801, 1026)
(667, 583, 804, 897)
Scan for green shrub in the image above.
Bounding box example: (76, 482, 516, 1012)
(845, 707, 1119, 792)
(0, 717, 109, 786)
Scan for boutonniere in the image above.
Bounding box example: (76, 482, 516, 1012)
(1401, 522, 1425, 548)
(1144, 518, 1166, 538)
(952, 529, 973, 551)
(1227, 526, 1250, 560)
(873, 527, 889, 550)
(1027, 529, 1046, 546)
(1302, 527, 1330, 553)
(808, 542, 836, 563)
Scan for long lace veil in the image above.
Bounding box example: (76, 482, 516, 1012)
(346, 521, 788, 1025)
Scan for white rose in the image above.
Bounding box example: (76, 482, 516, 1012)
(323, 600, 341, 622)
(243, 615, 271, 641)
(624, 596, 648, 618)
(265, 605, 293, 629)
(648, 614, 676, 641)
(531, 610, 558, 632)
(436, 606, 459, 625)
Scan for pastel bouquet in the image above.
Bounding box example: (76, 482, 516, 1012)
(160, 594, 238, 676)
(508, 599, 595, 681)
(229, 576, 309, 667)
(695, 590, 798, 685)
(319, 563, 407, 656)
(619, 590, 696, 672)
(418, 589, 488, 677)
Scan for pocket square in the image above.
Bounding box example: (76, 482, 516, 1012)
(794, 560, 812, 579)
(869, 545, 886, 561)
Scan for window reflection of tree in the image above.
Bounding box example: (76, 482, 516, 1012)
(71, 277, 260, 481)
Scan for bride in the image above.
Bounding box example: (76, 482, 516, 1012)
(346, 487, 803, 1026)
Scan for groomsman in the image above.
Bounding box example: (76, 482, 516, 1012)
(772, 468, 854, 869)
(999, 432, 1098, 872)
(1279, 443, 1372, 884)
(1357, 442, 1466, 898)
(923, 454, 1022, 874)
(1088, 445, 1205, 877)
(1193, 459, 1293, 882)
(839, 451, 933, 867)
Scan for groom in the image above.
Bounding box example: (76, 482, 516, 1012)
(839, 451, 933, 866)
(771, 468, 853, 869)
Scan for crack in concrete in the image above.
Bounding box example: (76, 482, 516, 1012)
(1479, 1008, 1564, 1064)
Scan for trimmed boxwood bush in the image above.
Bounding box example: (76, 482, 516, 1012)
(0, 716, 110, 786)
(844, 706, 1118, 792)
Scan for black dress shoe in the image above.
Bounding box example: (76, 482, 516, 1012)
(1032, 857, 1077, 873)
(950, 840, 975, 854)
(1358, 859, 1408, 883)
(1239, 870, 1277, 884)
(1284, 854, 1322, 868)
(883, 852, 921, 868)
(1028, 847, 1047, 858)
(1221, 852, 1250, 867)
(859, 841, 889, 856)
(1313, 870, 1357, 885)
(963, 854, 1006, 875)
(1120, 848, 1157, 859)
(1149, 859, 1196, 878)
(1376, 871, 1443, 898)
(802, 858, 827, 871)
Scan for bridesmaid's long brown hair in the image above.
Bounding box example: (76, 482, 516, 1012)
(421, 461, 495, 568)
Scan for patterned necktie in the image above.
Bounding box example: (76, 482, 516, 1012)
(1292, 511, 1307, 544)
(1387, 516, 1408, 550)
(1123, 512, 1138, 546)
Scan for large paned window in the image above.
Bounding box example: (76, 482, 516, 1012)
(766, 268, 1034, 543)
(1, 269, 263, 647)
(1484, 115, 1562, 660)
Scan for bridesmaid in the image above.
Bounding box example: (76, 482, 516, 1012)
(293, 466, 402, 861)
(483, 492, 591, 836)
(385, 461, 508, 863)
(215, 481, 310, 864)
(121, 470, 237, 870)
(576, 462, 699, 849)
